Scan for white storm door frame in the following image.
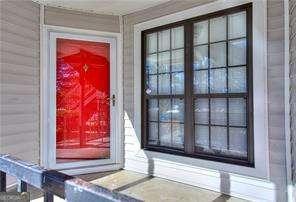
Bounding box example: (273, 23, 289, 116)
(42, 26, 121, 171)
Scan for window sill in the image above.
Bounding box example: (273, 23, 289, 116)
(143, 145, 254, 167)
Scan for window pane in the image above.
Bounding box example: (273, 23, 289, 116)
(210, 42, 226, 68)
(194, 45, 208, 70)
(172, 98, 184, 122)
(195, 98, 209, 124)
(147, 33, 157, 53)
(228, 11, 246, 39)
(210, 68, 227, 93)
(194, 20, 208, 45)
(229, 39, 246, 66)
(210, 16, 226, 42)
(172, 72, 184, 94)
(148, 99, 158, 122)
(229, 98, 246, 126)
(158, 29, 170, 51)
(229, 127, 247, 157)
(159, 99, 171, 122)
(158, 51, 170, 73)
(158, 73, 170, 94)
(229, 66, 246, 93)
(159, 123, 171, 146)
(172, 123, 184, 148)
(172, 26, 184, 49)
(146, 54, 157, 74)
(195, 125, 209, 149)
(172, 49, 184, 72)
(147, 75, 157, 95)
(194, 70, 208, 94)
(148, 122, 158, 145)
(211, 126, 227, 150)
(211, 98, 227, 125)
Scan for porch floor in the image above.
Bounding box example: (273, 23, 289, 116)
(15, 170, 248, 202)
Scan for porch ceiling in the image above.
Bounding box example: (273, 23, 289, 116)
(34, 0, 171, 15)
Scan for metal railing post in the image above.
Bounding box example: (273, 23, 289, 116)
(0, 154, 142, 202)
(44, 192, 54, 202)
(17, 180, 28, 192)
(0, 171, 6, 192)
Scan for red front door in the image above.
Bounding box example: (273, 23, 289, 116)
(55, 38, 110, 163)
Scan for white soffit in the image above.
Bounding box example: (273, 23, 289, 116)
(34, 0, 171, 15)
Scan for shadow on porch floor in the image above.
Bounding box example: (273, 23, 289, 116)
(10, 170, 248, 202)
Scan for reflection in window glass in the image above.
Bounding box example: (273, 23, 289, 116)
(172, 26, 184, 49)
(148, 122, 158, 145)
(210, 42, 226, 68)
(210, 68, 227, 93)
(158, 74, 170, 94)
(194, 21, 208, 45)
(160, 123, 171, 146)
(229, 39, 246, 66)
(143, 7, 251, 163)
(172, 123, 184, 148)
(172, 49, 184, 72)
(210, 16, 226, 42)
(158, 51, 170, 73)
(194, 45, 208, 70)
(210, 98, 227, 125)
(228, 66, 246, 93)
(195, 125, 209, 149)
(229, 98, 246, 126)
(228, 11, 246, 39)
(194, 70, 208, 94)
(147, 33, 157, 53)
(148, 99, 158, 122)
(211, 126, 227, 150)
(158, 29, 170, 51)
(195, 98, 209, 124)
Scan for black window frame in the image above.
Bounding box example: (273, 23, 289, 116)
(141, 3, 254, 167)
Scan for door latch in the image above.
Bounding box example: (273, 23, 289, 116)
(112, 94, 116, 106)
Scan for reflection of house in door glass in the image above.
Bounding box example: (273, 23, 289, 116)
(56, 38, 110, 163)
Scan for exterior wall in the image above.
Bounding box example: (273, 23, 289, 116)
(0, 0, 40, 164)
(0, 2, 120, 167)
(290, 0, 296, 191)
(267, 1, 287, 201)
(123, 0, 288, 201)
(44, 6, 120, 33)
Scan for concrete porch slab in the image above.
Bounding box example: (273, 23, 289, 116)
(9, 170, 248, 202)
(79, 170, 248, 202)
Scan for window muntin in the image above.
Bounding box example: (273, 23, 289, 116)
(145, 26, 185, 149)
(142, 5, 253, 166)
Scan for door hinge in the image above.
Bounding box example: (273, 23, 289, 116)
(112, 94, 116, 106)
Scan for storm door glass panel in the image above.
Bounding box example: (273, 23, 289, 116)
(144, 26, 184, 149)
(56, 38, 110, 163)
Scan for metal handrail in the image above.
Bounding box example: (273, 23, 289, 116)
(0, 154, 142, 202)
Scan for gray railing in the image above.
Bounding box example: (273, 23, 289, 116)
(0, 154, 142, 202)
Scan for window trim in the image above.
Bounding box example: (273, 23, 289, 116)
(141, 3, 254, 166)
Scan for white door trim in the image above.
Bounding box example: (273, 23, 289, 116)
(41, 25, 123, 173)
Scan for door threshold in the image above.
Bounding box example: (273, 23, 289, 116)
(59, 163, 122, 176)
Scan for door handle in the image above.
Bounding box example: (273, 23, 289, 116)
(112, 94, 116, 106)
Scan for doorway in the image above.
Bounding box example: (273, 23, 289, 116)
(42, 27, 121, 172)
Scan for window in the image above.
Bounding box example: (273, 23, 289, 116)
(142, 4, 253, 166)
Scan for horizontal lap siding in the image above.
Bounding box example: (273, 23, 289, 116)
(44, 6, 120, 33)
(0, 0, 40, 164)
(267, 1, 287, 201)
(123, 0, 288, 200)
(290, 0, 296, 189)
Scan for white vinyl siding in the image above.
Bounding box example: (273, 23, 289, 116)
(123, 0, 288, 201)
(0, 0, 40, 164)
